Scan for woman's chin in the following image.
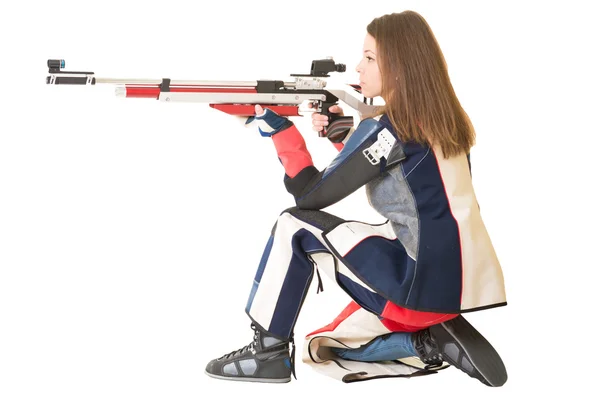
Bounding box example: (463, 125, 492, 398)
(361, 89, 379, 99)
(360, 90, 381, 99)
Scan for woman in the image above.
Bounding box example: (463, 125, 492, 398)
(205, 10, 507, 386)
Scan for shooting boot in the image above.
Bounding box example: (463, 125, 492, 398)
(412, 315, 508, 387)
(205, 323, 295, 383)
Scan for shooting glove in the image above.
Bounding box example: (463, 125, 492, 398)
(245, 107, 293, 137)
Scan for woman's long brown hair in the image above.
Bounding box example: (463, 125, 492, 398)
(366, 11, 475, 158)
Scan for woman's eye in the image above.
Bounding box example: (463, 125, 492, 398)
(366, 56, 374, 62)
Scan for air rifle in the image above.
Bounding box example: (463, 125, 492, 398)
(45, 58, 378, 142)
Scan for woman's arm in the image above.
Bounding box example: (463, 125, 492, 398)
(273, 119, 405, 210)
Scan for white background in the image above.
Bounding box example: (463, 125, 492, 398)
(1, 0, 598, 399)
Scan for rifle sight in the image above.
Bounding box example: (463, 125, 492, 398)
(48, 59, 65, 72)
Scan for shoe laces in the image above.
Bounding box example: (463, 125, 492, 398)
(217, 324, 260, 360)
(414, 329, 443, 367)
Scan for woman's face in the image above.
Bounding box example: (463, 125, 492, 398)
(355, 33, 382, 99)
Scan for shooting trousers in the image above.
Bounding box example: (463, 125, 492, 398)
(244, 207, 454, 382)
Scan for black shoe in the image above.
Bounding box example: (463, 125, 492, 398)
(205, 323, 295, 383)
(412, 315, 508, 387)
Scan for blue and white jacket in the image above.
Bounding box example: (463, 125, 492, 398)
(269, 113, 506, 314)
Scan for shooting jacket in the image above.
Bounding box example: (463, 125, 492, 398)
(269, 113, 507, 382)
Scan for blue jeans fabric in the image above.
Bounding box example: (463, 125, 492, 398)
(331, 332, 417, 362)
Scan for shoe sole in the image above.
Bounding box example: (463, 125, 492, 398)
(204, 370, 291, 383)
(430, 315, 507, 387)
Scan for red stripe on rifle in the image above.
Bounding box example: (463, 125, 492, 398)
(124, 86, 257, 98)
(210, 104, 300, 117)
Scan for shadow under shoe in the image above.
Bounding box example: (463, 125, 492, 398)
(205, 323, 294, 383)
(412, 315, 508, 387)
